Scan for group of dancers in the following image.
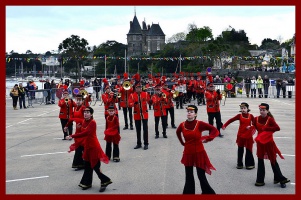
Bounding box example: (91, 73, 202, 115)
(57, 72, 290, 194)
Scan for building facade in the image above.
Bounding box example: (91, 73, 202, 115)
(127, 14, 165, 57)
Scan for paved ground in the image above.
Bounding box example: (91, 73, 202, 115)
(5, 95, 295, 195)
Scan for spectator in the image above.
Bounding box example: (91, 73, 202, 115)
(263, 75, 270, 98)
(93, 78, 101, 100)
(44, 79, 51, 104)
(223, 75, 231, 83)
(250, 76, 257, 98)
(213, 75, 222, 83)
(18, 83, 27, 109)
(281, 78, 288, 98)
(275, 78, 282, 98)
(244, 76, 251, 98)
(50, 80, 57, 104)
(256, 76, 263, 98)
(10, 84, 19, 110)
(287, 77, 294, 98)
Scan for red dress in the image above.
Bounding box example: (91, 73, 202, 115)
(253, 116, 284, 164)
(223, 113, 255, 151)
(69, 118, 109, 168)
(104, 115, 121, 144)
(176, 120, 219, 175)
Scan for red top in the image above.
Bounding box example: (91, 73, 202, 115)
(130, 91, 151, 120)
(119, 87, 134, 108)
(104, 115, 121, 144)
(205, 90, 222, 113)
(58, 98, 76, 119)
(223, 113, 256, 151)
(176, 120, 219, 174)
(151, 94, 168, 117)
(69, 118, 109, 168)
(65, 105, 86, 145)
(253, 115, 284, 164)
(102, 92, 118, 116)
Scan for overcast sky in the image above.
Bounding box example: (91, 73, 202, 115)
(6, 6, 295, 54)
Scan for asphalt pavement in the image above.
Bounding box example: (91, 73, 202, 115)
(5, 95, 295, 195)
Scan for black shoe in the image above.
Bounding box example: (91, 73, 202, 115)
(255, 182, 265, 186)
(123, 126, 128, 130)
(130, 126, 134, 130)
(134, 145, 142, 149)
(246, 166, 255, 170)
(219, 134, 224, 138)
(113, 157, 120, 162)
(180, 107, 184, 109)
(99, 180, 112, 192)
(79, 183, 92, 190)
(74, 167, 84, 171)
(62, 138, 67, 140)
(144, 145, 148, 150)
(236, 165, 243, 169)
(274, 178, 290, 184)
(172, 125, 177, 128)
(155, 135, 159, 139)
(163, 135, 168, 138)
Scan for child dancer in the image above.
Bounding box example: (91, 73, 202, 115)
(222, 102, 256, 169)
(104, 105, 121, 162)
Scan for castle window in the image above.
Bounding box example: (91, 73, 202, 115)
(157, 41, 160, 50)
(148, 41, 151, 51)
(133, 35, 136, 40)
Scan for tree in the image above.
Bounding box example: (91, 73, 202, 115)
(186, 24, 213, 43)
(167, 32, 186, 43)
(58, 35, 90, 82)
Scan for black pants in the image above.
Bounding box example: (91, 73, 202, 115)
(12, 96, 18, 108)
(258, 88, 263, 98)
(256, 158, 287, 184)
(196, 93, 205, 105)
(282, 88, 286, 98)
(80, 161, 111, 186)
(166, 107, 175, 127)
(251, 88, 256, 98)
(155, 115, 167, 136)
(60, 119, 73, 138)
(237, 146, 255, 167)
(46, 91, 51, 103)
(183, 166, 216, 194)
(245, 87, 250, 97)
(264, 87, 269, 98)
(105, 142, 119, 159)
(72, 145, 84, 168)
(122, 107, 133, 128)
(135, 119, 148, 146)
(288, 91, 292, 98)
(175, 95, 184, 109)
(19, 95, 26, 108)
(207, 112, 222, 134)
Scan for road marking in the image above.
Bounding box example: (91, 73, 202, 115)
(282, 154, 295, 157)
(6, 176, 49, 183)
(6, 118, 33, 128)
(21, 151, 68, 157)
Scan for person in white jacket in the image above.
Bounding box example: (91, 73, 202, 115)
(250, 76, 257, 98)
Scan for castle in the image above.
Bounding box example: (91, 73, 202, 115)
(127, 13, 165, 57)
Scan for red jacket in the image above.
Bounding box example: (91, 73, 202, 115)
(205, 90, 222, 113)
(151, 94, 168, 117)
(119, 87, 134, 108)
(130, 91, 151, 120)
(102, 92, 118, 116)
(195, 80, 206, 94)
(162, 88, 174, 108)
(58, 98, 76, 119)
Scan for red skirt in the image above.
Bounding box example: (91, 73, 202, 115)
(236, 136, 254, 152)
(104, 134, 121, 144)
(181, 151, 216, 175)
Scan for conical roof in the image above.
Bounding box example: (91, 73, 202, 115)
(128, 15, 142, 34)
